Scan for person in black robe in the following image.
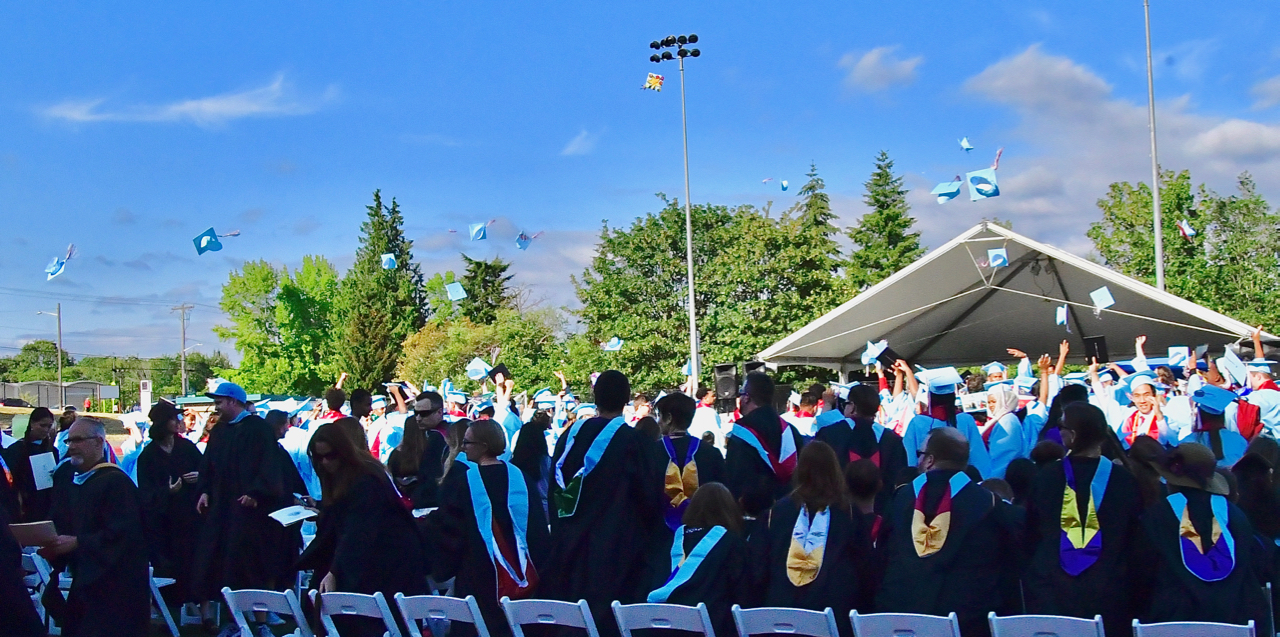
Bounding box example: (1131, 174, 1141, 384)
(510, 411, 553, 520)
(299, 421, 429, 637)
(545, 370, 662, 637)
(1023, 403, 1144, 636)
(0, 502, 44, 637)
(136, 400, 204, 609)
(646, 482, 749, 637)
(191, 382, 285, 627)
(386, 391, 450, 509)
(726, 372, 805, 507)
(41, 418, 149, 637)
(3, 406, 59, 522)
(877, 427, 1015, 637)
(1139, 442, 1268, 626)
(845, 459, 887, 613)
(815, 384, 907, 513)
(265, 410, 309, 593)
(762, 442, 866, 636)
(431, 419, 550, 637)
(0, 445, 20, 523)
(647, 392, 728, 587)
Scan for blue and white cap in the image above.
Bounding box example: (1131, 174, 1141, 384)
(532, 388, 557, 408)
(574, 403, 597, 417)
(982, 362, 1006, 376)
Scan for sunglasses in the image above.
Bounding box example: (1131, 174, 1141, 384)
(66, 435, 102, 444)
(313, 451, 340, 462)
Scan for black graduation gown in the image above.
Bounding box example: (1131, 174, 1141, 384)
(814, 417, 908, 512)
(857, 510, 888, 613)
(431, 462, 551, 637)
(877, 470, 1013, 637)
(1141, 488, 1268, 626)
(726, 407, 805, 505)
(511, 421, 552, 521)
(1023, 457, 1144, 636)
(46, 464, 150, 637)
(136, 436, 204, 604)
(545, 416, 663, 637)
(2, 438, 58, 522)
(191, 412, 286, 595)
(386, 426, 449, 509)
(653, 526, 750, 637)
(0, 503, 44, 637)
(763, 498, 866, 636)
(646, 433, 729, 588)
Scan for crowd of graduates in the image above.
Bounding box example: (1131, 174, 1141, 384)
(3, 327, 1280, 637)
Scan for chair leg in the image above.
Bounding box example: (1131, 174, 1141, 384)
(151, 579, 181, 637)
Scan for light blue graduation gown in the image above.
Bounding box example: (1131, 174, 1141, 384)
(901, 412, 992, 478)
(1247, 388, 1280, 439)
(1178, 429, 1248, 468)
(984, 413, 1025, 479)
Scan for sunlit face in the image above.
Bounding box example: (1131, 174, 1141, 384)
(1251, 372, 1272, 391)
(1131, 384, 1157, 414)
(212, 396, 243, 419)
(414, 400, 443, 430)
(65, 423, 104, 467)
(987, 370, 1006, 383)
(986, 394, 999, 414)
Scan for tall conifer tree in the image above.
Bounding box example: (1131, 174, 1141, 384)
(846, 150, 924, 289)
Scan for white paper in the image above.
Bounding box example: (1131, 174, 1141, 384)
(29, 452, 56, 491)
(269, 505, 318, 527)
(412, 507, 437, 518)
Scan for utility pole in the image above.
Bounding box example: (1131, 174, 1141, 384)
(172, 304, 193, 395)
(37, 304, 64, 407)
(1143, 0, 1165, 290)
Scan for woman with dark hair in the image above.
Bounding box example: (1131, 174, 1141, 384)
(1039, 383, 1090, 446)
(430, 420, 549, 637)
(647, 482, 749, 637)
(2, 406, 59, 522)
(510, 411, 552, 519)
(136, 400, 204, 614)
(1126, 435, 1170, 509)
(385, 392, 450, 509)
(763, 441, 866, 631)
(300, 422, 428, 637)
(440, 418, 472, 483)
(1022, 402, 1144, 637)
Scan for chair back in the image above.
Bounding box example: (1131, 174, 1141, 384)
(612, 601, 716, 637)
(310, 590, 403, 637)
(732, 605, 840, 637)
(395, 593, 490, 637)
(1132, 619, 1255, 637)
(221, 587, 313, 637)
(849, 611, 961, 637)
(501, 597, 601, 637)
(988, 613, 1103, 637)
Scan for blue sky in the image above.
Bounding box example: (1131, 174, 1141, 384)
(1, 1, 1278, 362)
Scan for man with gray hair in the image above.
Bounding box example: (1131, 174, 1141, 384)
(876, 426, 1017, 637)
(43, 417, 150, 636)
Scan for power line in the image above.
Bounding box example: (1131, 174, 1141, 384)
(0, 286, 220, 311)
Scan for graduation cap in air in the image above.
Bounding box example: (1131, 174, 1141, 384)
(1178, 220, 1196, 239)
(1055, 305, 1069, 328)
(446, 282, 467, 301)
(1084, 335, 1109, 364)
(44, 244, 77, 280)
(465, 357, 493, 381)
(966, 168, 999, 201)
(487, 363, 511, 383)
(861, 340, 902, 368)
(380, 253, 397, 269)
(1090, 286, 1115, 313)
(780, 180, 789, 191)
(194, 228, 223, 255)
(468, 222, 493, 241)
(931, 178, 962, 204)
(1167, 346, 1190, 367)
(987, 248, 1009, 267)
(682, 359, 694, 376)
(959, 137, 974, 152)
(603, 337, 624, 351)
(515, 231, 543, 251)
(1191, 384, 1237, 415)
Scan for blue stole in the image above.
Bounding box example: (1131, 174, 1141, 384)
(72, 462, 120, 485)
(458, 459, 534, 589)
(647, 525, 727, 603)
(553, 416, 625, 518)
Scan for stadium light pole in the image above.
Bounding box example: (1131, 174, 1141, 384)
(36, 304, 64, 407)
(1144, 0, 1165, 291)
(650, 33, 703, 384)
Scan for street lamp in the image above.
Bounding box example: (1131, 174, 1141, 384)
(1143, 0, 1165, 291)
(650, 33, 703, 384)
(36, 304, 64, 407)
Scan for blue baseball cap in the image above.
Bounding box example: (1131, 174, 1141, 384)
(206, 381, 247, 404)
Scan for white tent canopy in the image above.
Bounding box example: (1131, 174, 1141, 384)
(758, 222, 1263, 374)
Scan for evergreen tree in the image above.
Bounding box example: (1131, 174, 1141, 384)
(846, 151, 924, 290)
(784, 162, 845, 318)
(336, 190, 427, 389)
(458, 254, 515, 325)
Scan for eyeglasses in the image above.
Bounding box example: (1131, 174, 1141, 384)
(66, 435, 101, 444)
(461, 440, 484, 448)
(415, 408, 442, 418)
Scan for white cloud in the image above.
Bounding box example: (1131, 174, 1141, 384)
(838, 46, 923, 92)
(40, 74, 336, 126)
(1252, 75, 1280, 109)
(560, 129, 598, 156)
(845, 45, 1280, 254)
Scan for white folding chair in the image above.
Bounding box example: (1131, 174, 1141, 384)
(612, 601, 716, 637)
(149, 566, 181, 637)
(310, 590, 404, 637)
(1132, 618, 1255, 637)
(396, 593, 491, 637)
(849, 610, 960, 637)
(732, 605, 840, 637)
(1265, 583, 1275, 637)
(501, 597, 602, 637)
(221, 587, 314, 637)
(988, 613, 1103, 637)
